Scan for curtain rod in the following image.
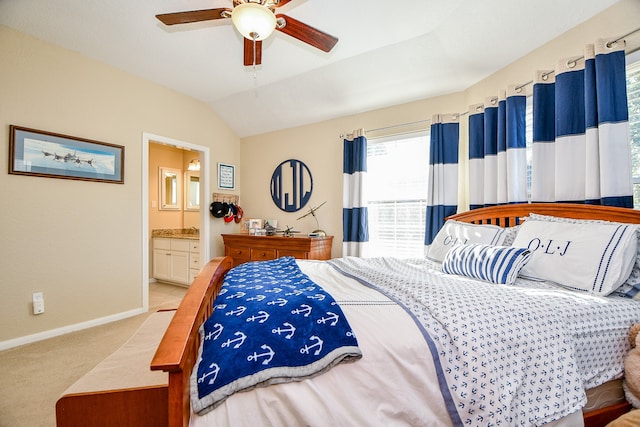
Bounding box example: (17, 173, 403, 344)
(356, 26, 640, 137)
(513, 26, 640, 91)
(364, 114, 475, 135)
(366, 119, 431, 134)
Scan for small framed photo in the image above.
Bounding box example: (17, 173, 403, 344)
(9, 125, 124, 184)
(218, 163, 235, 190)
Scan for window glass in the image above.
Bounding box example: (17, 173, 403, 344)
(627, 51, 640, 208)
(367, 132, 429, 257)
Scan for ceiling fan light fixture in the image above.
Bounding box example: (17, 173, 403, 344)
(231, 3, 276, 41)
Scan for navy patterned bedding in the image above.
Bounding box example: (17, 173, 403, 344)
(329, 256, 640, 427)
(191, 257, 361, 415)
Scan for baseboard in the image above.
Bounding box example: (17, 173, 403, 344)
(0, 307, 146, 351)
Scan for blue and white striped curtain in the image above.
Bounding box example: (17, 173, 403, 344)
(343, 129, 369, 257)
(425, 114, 459, 248)
(468, 87, 528, 209)
(468, 103, 486, 209)
(531, 70, 556, 202)
(531, 39, 633, 206)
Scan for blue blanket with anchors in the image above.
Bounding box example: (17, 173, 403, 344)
(190, 257, 362, 415)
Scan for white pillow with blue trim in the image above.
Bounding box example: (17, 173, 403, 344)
(427, 220, 512, 262)
(526, 213, 640, 298)
(442, 243, 531, 285)
(511, 218, 638, 296)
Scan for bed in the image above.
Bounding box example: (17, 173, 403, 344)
(151, 203, 640, 427)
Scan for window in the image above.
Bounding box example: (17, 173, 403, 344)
(367, 132, 429, 258)
(628, 51, 640, 207)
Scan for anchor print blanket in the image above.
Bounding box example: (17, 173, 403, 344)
(329, 257, 640, 426)
(191, 257, 362, 415)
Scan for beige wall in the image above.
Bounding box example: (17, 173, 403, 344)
(240, 93, 464, 259)
(148, 142, 201, 231)
(0, 26, 240, 346)
(149, 143, 184, 231)
(240, 0, 640, 259)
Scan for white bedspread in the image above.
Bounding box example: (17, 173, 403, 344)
(189, 258, 639, 427)
(329, 257, 640, 426)
(191, 260, 452, 426)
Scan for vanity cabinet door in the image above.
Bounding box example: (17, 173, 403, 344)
(153, 249, 171, 282)
(152, 238, 192, 285)
(169, 250, 190, 284)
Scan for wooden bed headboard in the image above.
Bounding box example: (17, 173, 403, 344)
(448, 203, 640, 226)
(150, 204, 640, 427)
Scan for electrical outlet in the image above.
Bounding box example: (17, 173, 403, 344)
(32, 292, 44, 315)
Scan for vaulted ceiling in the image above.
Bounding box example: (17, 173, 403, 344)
(0, 0, 621, 137)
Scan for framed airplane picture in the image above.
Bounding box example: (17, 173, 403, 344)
(9, 125, 124, 184)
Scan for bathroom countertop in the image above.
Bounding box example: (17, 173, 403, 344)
(151, 229, 199, 240)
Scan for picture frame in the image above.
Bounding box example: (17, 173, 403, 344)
(218, 162, 235, 190)
(9, 125, 124, 184)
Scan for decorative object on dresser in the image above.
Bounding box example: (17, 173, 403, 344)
(297, 200, 327, 236)
(222, 233, 332, 266)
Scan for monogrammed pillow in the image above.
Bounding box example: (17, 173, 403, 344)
(427, 220, 510, 262)
(526, 213, 640, 298)
(511, 218, 638, 296)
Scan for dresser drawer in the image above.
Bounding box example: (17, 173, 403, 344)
(277, 250, 308, 259)
(250, 248, 277, 261)
(226, 246, 250, 261)
(222, 234, 333, 267)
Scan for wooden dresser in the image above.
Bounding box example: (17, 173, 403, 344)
(222, 234, 333, 267)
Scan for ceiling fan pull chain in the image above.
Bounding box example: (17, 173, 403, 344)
(252, 33, 258, 78)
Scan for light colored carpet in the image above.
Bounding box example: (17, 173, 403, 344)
(0, 282, 187, 427)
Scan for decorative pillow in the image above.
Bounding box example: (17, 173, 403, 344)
(502, 225, 521, 246)
(442, 243, 531, 285)
(527, 213, 640, 298)
(511, 217, 638, 296)
(427, 220, 510, 262)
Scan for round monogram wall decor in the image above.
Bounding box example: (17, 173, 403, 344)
(270, 159, 313, 212)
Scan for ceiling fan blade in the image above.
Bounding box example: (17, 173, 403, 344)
(275, 0, 293, 7)
(276, 14, 338, 53)
(244, 38, 263, 66)
(156, 8, 230, 26)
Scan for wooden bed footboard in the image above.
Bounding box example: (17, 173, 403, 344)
(151, 256, 234, 427)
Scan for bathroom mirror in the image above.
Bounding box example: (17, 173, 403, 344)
(185, 171, 200, 211)
(159, 167, 181, 210)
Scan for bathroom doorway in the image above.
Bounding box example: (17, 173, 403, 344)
(141, 132, 210, 311)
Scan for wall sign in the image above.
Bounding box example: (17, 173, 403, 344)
(218, 163, 235, 190)
(270, 159, 313, 212)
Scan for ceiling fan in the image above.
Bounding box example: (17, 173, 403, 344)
(156, 0, 339, 66)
